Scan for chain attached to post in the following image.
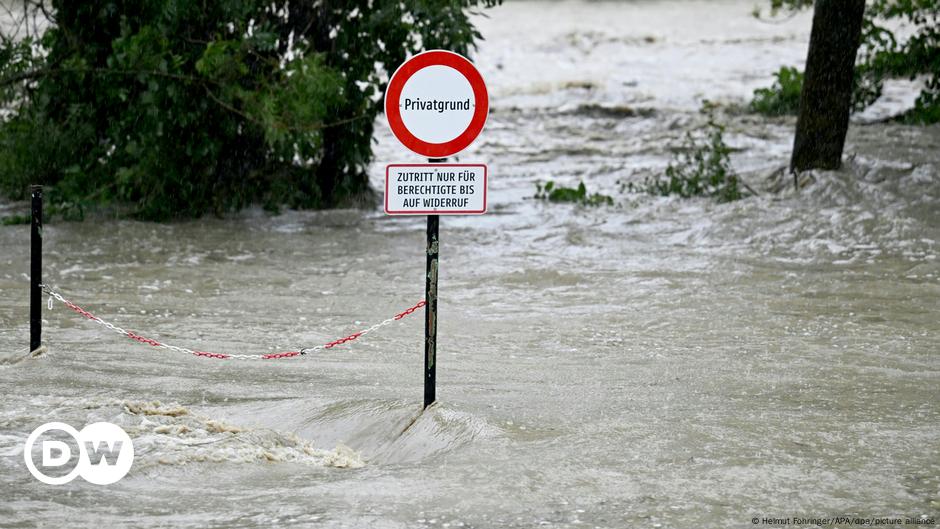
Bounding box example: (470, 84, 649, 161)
(40, 284, 425, 361)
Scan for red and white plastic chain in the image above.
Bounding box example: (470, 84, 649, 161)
(40, 284, 425, 361)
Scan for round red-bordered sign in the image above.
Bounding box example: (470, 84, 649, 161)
(384, 50, 489, 158)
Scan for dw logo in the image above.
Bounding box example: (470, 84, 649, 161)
(24, 422, 134, 485)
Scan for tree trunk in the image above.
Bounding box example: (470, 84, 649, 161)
(790, 0, 866, 173)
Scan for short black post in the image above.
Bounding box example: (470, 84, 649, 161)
(30, 185, 42, 352)
(424, 158, 444, 409)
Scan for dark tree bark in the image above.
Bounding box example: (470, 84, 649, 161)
(790, 0, 866, 173)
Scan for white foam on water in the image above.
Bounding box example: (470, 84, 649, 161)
(121, 401, 364, 470)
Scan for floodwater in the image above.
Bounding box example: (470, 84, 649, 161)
(1, 1, 938, 527)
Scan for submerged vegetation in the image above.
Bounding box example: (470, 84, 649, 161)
(0, 0, 500, 220)
(750, 66, 804, 116)
(641, 112, 744, 203)
(534, 181, 614, 206)
(543, 104, 746, 206)
(752, 0, 940, 123)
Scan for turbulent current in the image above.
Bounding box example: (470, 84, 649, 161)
(1, 1, 938, 527)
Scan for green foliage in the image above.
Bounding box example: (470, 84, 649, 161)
(642, 111, 743, 202)
(1, 213, 29, 225)
(534, 180, 614, 206)
(763, 0, 813, 13)
(755, 0, 940, 123)
(750, 66, 804, 116)
(857, 0, 940, 123)
(0, 0, 500, 220)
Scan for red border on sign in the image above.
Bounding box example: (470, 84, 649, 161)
(384, 50, 489, 158)
(385, 164, 487, 215)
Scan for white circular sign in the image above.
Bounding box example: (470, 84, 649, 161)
(399, 65, 475, 144)
(384, 50, 489, 158)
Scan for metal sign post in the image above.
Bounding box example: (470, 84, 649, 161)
(424, 211, 439, 408)
(384, 50, 489, 409)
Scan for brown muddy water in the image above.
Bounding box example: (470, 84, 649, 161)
(1, 1, 938, 528)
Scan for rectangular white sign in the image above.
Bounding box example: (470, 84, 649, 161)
(385, 164, 487, 215)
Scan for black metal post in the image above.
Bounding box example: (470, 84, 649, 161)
(30, 185, 42, 352)
(424, 158, 444, 408)
(424, 214, 439, 408)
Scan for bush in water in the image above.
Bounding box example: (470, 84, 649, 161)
(642, 109, 744, 203)
(750, 66, 804, 116)
(534, 181, 614, 207)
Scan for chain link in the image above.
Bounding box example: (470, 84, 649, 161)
(40, 284, 424, 361)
